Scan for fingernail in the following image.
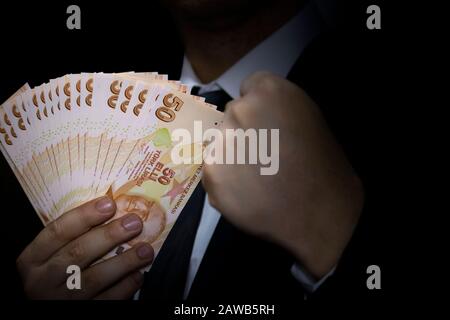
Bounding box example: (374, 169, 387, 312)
(136, 244, 154, 259)
(95, 197, 115, 214)
(122, 214, 142, 231)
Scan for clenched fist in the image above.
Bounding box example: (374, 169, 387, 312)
(16, 196, 154, 299)
(202, 72, 364, 279)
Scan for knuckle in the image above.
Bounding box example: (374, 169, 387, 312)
(256, 73, 281, 93)
(45, 255, 66, 276)
(123, 249, 140, 269)
(227, 101, 242, 120)
(16, 253, 36, 280)
(239, 101, 258, 122)
(16, 254, 27, 275)
(47, 219, 66, 242)
(224, 99, 238, 113)
(65, 240, 86, 261)
(75, 203, 96, 225)
(252, 70, 274, 80)
(22, 267, 46, 298)
(103, 220, 123, 242)
(202, 165, 218, 192)
(228, 101, 255, 127)
(226, 97, 260, 127)
(246, 71, 272, 87)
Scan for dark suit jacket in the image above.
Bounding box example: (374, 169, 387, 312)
(139, 29, 385, 312)
(1, 2, 387, 310)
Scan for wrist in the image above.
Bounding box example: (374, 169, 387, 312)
(283, 178, 364, 279)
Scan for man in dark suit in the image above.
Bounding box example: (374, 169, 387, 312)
(16, 0, 372, 307)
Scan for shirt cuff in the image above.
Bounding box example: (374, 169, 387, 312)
(290, 263, 336, 293)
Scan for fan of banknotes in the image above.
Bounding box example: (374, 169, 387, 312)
(0, 72, 223, 260)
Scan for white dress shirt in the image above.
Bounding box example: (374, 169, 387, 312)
(179, 2, 336, 299)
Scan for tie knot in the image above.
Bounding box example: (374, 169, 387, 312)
(191, 86, 232, 112)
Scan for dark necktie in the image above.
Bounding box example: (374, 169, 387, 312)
(191, 86, 231, 112)
(140, 86, 232, 301)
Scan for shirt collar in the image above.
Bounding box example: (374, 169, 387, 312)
(180, 1, 323, 99)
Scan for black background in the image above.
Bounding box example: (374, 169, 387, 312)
(0, 0, 413, 316)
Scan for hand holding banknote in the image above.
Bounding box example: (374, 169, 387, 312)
(16, 196, 154, 299)
(0, 71, 223, 299)
(202, 72, 364, 279)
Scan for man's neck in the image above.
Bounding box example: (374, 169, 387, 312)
(174, 1, 303, 83)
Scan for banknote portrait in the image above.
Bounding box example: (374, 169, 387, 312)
(114, 194, 166, 246)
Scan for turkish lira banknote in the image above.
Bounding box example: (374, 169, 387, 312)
(0, 72, 223, 263)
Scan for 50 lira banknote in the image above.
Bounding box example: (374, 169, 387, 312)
(0, 72, 223, 265)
